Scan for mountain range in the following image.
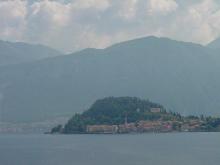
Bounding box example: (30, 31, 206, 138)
(0, 40, 61, 66)
(0, 36, 220, 122)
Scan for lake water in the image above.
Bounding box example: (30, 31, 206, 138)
(0, 133, 219, 165)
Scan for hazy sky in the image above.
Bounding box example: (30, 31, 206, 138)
(1, 0, 220, 52)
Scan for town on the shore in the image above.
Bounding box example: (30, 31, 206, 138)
(86, 108, 219, 134)
(51, 97, 220, 134)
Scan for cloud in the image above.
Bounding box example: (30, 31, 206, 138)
(30, 0, 71, 27)
(159, 0, 220, 44)
(72, 0, 110, 11)
(147, 0, 178, 15)
(0, 0, 27, 41)
(116, 0, 138, 20)
(1, 0, 220, 52)
(24, 0, 111, 51)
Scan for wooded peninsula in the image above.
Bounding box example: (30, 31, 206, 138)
(51, 97, 220, 134)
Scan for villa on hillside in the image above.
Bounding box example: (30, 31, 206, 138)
(150, 108, 161, 113)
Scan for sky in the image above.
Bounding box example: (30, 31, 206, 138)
(1, 0, 220, 53)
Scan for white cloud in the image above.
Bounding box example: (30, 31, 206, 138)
(0, 0, 27, 40)
(117, 0, 138, 20)
(1, 0, 220, 52)
(147, 0, 178, 15)
(167, 0, 220, 44)
(29, 0, 71, 27)
(72, 0, 110, 11)
(24, 0, 111, 51)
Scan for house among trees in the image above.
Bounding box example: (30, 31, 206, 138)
(86, 125, 118, 134)
(150, 108, 161, 113)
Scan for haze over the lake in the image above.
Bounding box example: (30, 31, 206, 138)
(1, 0, 220, 132)
(0, 1, 220, 165)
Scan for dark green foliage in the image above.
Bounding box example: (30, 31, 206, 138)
(186, 115, 200, 120)
(63, 114, 87, 133)
(83, 97, 164, 124)
(172, 122, 181, 131)
(51, 124, 62, 134)
(203, 117, 220, 131)
(61, 97, 170, 133)
(51, 97, 220, 134)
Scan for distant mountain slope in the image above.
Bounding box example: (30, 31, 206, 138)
(1, 36, 220, 122)
(207, 37, 220, 49)
(0, 40, 61, 66)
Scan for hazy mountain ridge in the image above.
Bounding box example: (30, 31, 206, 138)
(0, 40, 62, 66)
(1, 36, 220, 122)
(207, 37, 220, 49)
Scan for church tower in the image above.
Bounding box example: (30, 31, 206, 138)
(125, 113, 128, 126)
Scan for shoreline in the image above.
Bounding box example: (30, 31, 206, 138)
(49, 130, 220, 135)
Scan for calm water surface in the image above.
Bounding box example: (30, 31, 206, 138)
(0, 133, 219, 165)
